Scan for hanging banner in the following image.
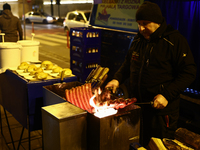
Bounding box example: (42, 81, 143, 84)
(94, 0, 144, 31)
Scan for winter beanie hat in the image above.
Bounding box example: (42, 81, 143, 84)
(136, 1, 163, 24)
(3, 3, 11, 10)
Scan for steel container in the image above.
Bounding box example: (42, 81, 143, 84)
(42, 102, 87, 150)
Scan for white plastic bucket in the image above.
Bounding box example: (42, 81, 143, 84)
(0, 42, 22, 69)
(17, 40, 40, 62)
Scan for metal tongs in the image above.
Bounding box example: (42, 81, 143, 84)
(85, 65, 109, 88)
(101, 87, 154, 105)
(134, 101, 154, 105)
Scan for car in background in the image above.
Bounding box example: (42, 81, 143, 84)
(63, 10, 91, 31)
(23, 11, 57, 24)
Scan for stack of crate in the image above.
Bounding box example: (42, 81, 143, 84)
(70, 27, 101, 83)
(100, 30, 136, 84)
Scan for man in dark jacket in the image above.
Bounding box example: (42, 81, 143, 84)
(0, 3, 23, 42)
(105, 1, 196, 147)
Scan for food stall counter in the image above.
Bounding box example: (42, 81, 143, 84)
(0, 69, 77, 131)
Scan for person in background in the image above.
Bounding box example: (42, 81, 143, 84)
(0, 3, 23, 42)
(105, 1, 196, 147)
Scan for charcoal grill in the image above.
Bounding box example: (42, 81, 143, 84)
(87, 104, 140, 150)
(43, 81, 141, 150)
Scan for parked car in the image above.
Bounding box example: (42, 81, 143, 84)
(23, 11, 57, 24)
(63, 10, 91, 31)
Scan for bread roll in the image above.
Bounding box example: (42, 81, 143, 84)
(41, 60, 53, 68)
(18, 62, 29, 70)
(24, 64, 37, 73)
(29, 67, 43, 75)
(45, 64, 52, 70)
(59, 68, 72, 77)
(35, 72, 48, 80)
(35, 67, 43, 72)
(52, 66, 62, 73)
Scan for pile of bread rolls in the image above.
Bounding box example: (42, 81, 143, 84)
(17, 61, 72, 80)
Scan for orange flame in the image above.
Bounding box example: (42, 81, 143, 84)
(89, 88, 118, 118)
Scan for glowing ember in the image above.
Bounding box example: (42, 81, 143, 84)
(89, 92, 118, 118)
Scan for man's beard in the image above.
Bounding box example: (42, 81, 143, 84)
(141, 31, 150, 40)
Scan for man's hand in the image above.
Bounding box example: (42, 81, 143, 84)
(105, 79, 119, 93)
(153, 94, 168, 109)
